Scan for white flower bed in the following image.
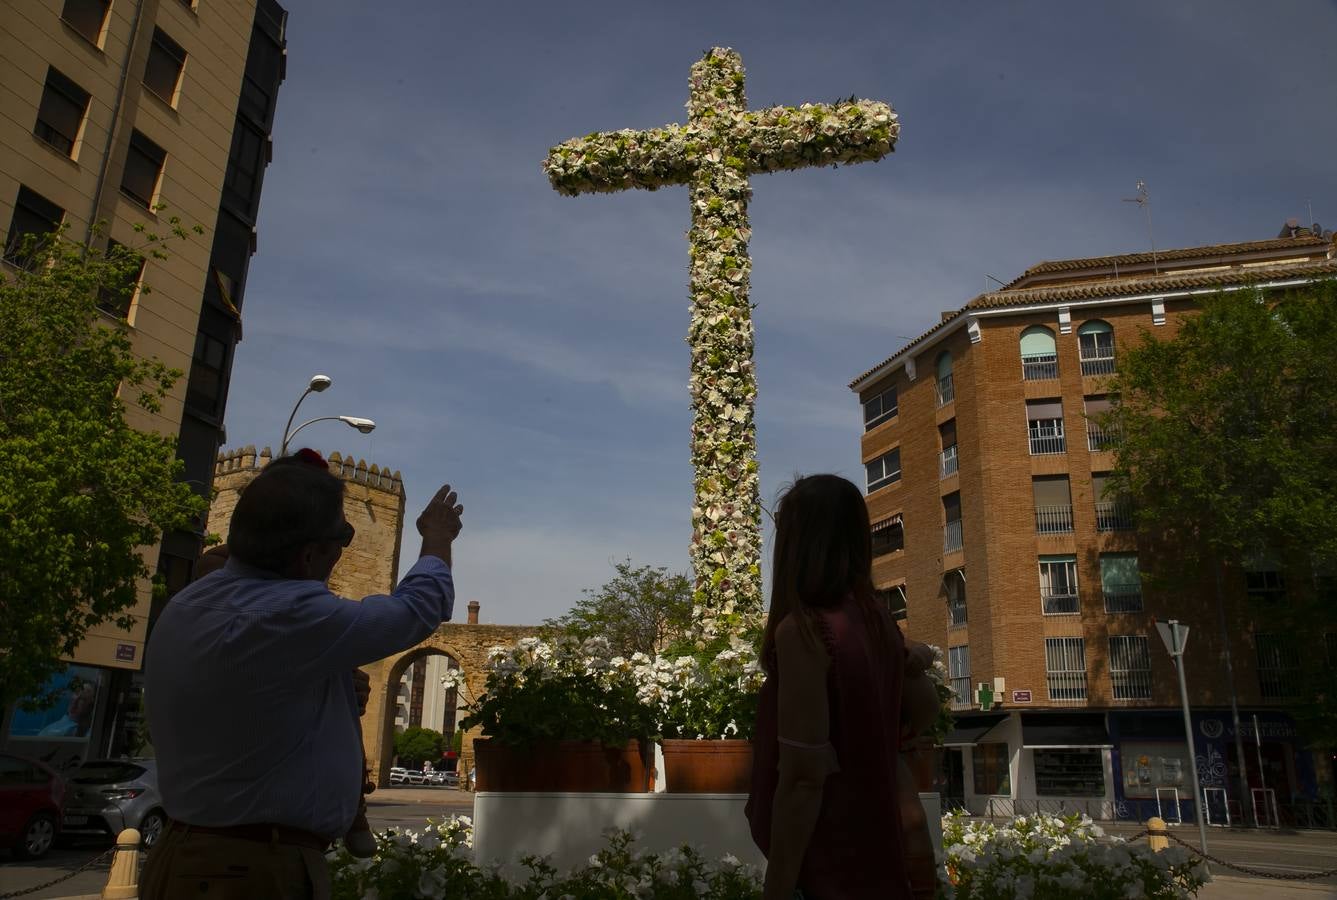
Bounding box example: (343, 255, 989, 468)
(942, 811, 1211, 899)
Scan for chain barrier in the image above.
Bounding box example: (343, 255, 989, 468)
(0, 844, 118, 899)
(1136, 828, 1337, 883)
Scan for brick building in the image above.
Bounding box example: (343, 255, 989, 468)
(0, 0, 286, 766)
(851, 231, 1337, 821)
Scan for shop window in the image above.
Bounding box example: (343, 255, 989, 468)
(973, 743, 1011, 795)
(1119, 741, 1190, 800)
(1034, 748, 1104, 797)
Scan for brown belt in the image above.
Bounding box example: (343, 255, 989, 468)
(172, 819, 332, 852)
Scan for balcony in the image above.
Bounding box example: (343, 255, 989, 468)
(1111, 668, 1152, 700)
(1095, 500, 1134, 531)
(1035, 504, 1074, 534)
(940, 444, 959, 479)
(1022, 353, 1059, 381)
(1029, 424, 1066, 455)
(1042, 589, 1079, 615)
(1046, 672, 1088, 703)
(948, 597, 967, 626)
(1103, 584, 1144, 613)
(943, 520, 963, 554)
(936, 373, 955, 408)
(1087, 422, 1120, 452)
(1080, 347, 1116, 377)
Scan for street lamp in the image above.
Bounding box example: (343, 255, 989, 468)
(283, 415, 377, 452)
(1155, 618, 1211, 863)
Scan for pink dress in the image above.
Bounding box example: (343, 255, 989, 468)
(746, 596, 912, 899)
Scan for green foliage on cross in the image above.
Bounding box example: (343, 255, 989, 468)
(0, 223, 207, 708)
(1103, 279, 1337, 745)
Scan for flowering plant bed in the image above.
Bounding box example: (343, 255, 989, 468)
(941, 811, 1210, 899)
(327, 817, 763, 900)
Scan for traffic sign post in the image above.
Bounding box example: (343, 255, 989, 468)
(1156, 618, 1211, 862)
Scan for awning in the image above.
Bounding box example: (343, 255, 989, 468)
(943, 713, 1006, 747)
(871, 513, 902, 533)
(1021, 713, 1112, 749)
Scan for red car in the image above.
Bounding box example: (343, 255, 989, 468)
(0, 753, 64, 859)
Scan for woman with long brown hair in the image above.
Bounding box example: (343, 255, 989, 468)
(746, 474, 938, 899)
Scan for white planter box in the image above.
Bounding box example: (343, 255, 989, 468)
(472, 791, 943, 877)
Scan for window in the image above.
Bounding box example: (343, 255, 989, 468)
(865, 448, 900, 493)
(1085, 395, 1118, 451)
(883, 584, 907, 622)
(144, 28, 187, 106)
(948, 645, 970, 707)
(34, 67, 91, 157)
(973, 743, 1011, 795)
(939, 419, 958, 478)
(871, 515, 903, 557)
(4, 186, 64, 267)
(1044, 637, 1087, 701)
(945, 570, 967, 626)
(1244, 567, 1285, 604)
(1020, 325, 1058, 380)
(61, 0, 110, 45)
(98, 240, 145, 318)
(225, 122, 267, 214)
(1033, 475, 1073, 534)
(1035, 749, 1104, 796)
(1109, 635, 1152, 700)
(935, 352, 954, 407)
(863, 385, 897, 430)
(185, 331, 227, 416)
(1093, 472, 1133, 531)
(1100, 553, 1142, 613)
(1078, 320, 1115, 376)
(1026, 399, 1065, 455)
(121, 131, 167, 209)
(1039, 556, 1079, 614)
(1255, 633, 1300, 699)
(943, 492, 963, 554)
(239, 74, 272, 126)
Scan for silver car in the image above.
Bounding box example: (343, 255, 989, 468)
(60, 759, 166, 849)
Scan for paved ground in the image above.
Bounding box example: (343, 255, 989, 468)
(2, 797, 1333, 898)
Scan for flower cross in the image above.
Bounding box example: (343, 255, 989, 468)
(544, 48, 899, 639)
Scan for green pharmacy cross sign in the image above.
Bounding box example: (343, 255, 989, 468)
(977, 682, 999, 711)
(543, 48, 899, 640)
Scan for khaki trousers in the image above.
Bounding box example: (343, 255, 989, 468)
(140, 821, 331, 900)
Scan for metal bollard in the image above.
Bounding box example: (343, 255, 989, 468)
(101, 828, 140, 900)
(1147, 816, 1168, 853)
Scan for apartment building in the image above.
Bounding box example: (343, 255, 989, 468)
(852, 231, 1337, 820)
(1, 0, 285, 765)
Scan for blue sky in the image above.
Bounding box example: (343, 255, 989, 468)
(222, 0, 1337, 624)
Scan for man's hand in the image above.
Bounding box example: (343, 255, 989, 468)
(352, 668, 370, 717)
(418, 484, 463, 566)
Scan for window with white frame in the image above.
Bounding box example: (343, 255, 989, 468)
(1109, 635, 1152, 700)
(1044, 637, 1087, 701)
(865, 447, 900, 493)
(948, 645, 970, 707)
(1078, 320, 1116, 375)
(1039, 555, 1078, 614)
(1026, 399, 1065, 454)
(863, 385, 897, 430)
(1100, 552, 1142, 613)
(1020, 325, 1058, 380)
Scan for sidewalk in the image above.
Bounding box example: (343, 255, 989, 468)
(1199, 875, 1337, 898)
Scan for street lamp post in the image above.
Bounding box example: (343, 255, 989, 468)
(1156, 618, 1211, 863)
(278, 376, 376, 456)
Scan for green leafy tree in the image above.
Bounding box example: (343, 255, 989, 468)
(394, 726, 446, 769)
(544, 559, 694, 658)
(0, 224, 206, 708)
(1104, 280, 1337, 746)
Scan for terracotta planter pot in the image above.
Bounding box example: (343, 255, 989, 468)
(901, 737, 939, 793)
(472, 739, 651, 792)
(661, 739, 753, 793)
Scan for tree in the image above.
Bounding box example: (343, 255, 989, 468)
(0, 224, 207, 708)
(394, 726, 445, 769)
(1105, 279, 1337, 746)
(544, 559, 695, 658)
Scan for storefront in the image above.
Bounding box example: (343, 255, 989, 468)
(1, 664, 145, 773)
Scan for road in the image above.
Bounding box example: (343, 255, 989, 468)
(2, 798, 1334, 898)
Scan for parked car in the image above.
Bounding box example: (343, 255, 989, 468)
(404, 769, 427, 785)
(389, 766, 408, 784)
(0, 753, 64, 859)
(60, 759, 166, 849)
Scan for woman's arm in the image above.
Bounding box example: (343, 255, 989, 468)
(762, 616, 839, 900)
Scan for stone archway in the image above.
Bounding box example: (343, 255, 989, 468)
(362, 622, 540, 786)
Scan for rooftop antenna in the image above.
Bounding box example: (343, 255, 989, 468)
(985, 273, 1007, 290)
(1122, 180, 1159, 274)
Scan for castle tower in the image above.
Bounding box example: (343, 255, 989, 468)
(209, 446, 406, 599)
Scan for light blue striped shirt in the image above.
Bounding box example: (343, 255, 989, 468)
(145, 555, 453, 838)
